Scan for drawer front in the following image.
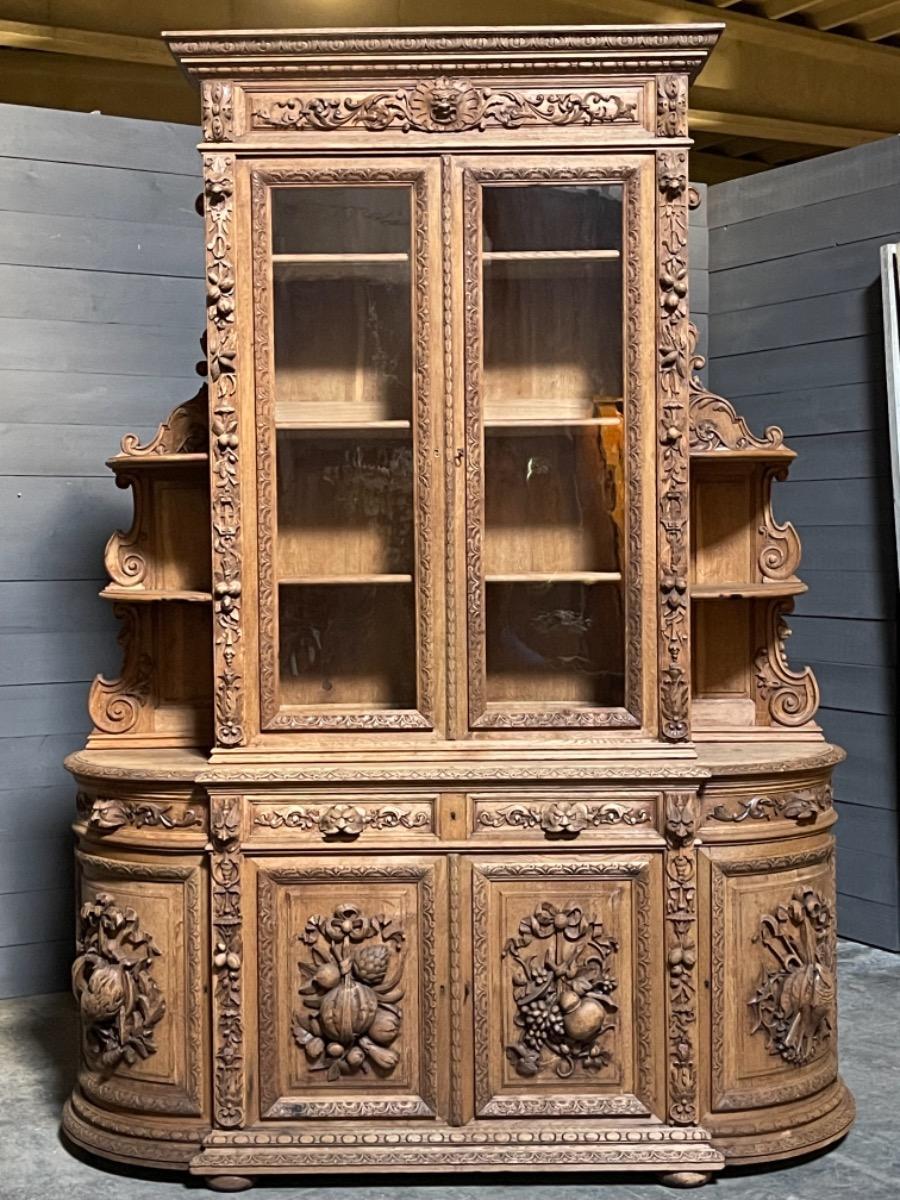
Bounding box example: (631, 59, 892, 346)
(468, 791, 662, 842)
(248, 792, 439, 845)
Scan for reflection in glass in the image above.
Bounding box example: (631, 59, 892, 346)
(270, 184, 417, 715)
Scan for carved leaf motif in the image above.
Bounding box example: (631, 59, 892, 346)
(711, 786, 830, 825)
(478, 801, 650, 836)
(502, 901, 618, 1079)
(687, 325, 784, 453)
(749, 887, 835, 1066)
(293, 904, 405, 1081)
(119, 387, 209, 457)
(86, 797, 203, 833)
(251, 80, 638, 133)
(71, 892, 165, 1072)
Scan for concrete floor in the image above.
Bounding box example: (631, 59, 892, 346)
(0, 940, 897, 1200)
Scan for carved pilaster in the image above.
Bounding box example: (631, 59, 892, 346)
(204, 154, 244, 746)
(754, 600, 819, 728)
(657, 151, 691, 741)
(202, 81, 234, 142)
(656, 74, 687, 137)
(210, 794, 244, 1127)
(664, 792, 699, 1124)
(88, 605, 152, 735)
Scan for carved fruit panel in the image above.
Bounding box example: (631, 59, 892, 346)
(706, 839, 838, 1113)
(470, 856, 664, 1119)
(75, 853, 204, 1118)
(255, 857, 445, 1121)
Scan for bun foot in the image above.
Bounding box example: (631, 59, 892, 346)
(206, 1176, 255, 1193)
(661, 1171, 713, 1189)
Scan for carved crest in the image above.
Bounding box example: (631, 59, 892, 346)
(293, 904, 405, 1081)
(687, 324, 785, 453)
(503, 901, 618, 1078)
(251, 78, 638, 134)
(72, 892, 166, 1071)
(749, 887, 835, 1066)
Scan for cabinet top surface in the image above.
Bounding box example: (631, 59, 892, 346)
(165, 23, 723, 81)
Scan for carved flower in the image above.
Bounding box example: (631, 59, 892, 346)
(323, 903, 372, 944)
(540, 801, 588, 837)
(318, 804, 367, 838)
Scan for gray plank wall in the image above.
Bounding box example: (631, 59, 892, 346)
(0, 103, 710, 999)
(0, 104, 203, 997)
(707, 139, 900, 951)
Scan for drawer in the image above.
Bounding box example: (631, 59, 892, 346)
(468, 791, 663, 842)
(247, 791, 439, 845)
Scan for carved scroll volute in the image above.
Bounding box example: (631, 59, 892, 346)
(104, 473, 148, 588)
(754, 600, 819, 728)
(72, 892, 166, 1072)
(204, 153, 244, 747)
(664, 792, 699, 1124)
(119, 386, 209, 458)
(687, 324, 785, 454)
(657, 152, 691, 741)
(749, 887, 835, 1066)
(210, 794, 244, 1126)
(88, 604, 152, 735)
(758, 466, 801, 582)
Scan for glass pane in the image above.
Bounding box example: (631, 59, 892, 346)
(479, 183, 626, 710)
(271, 185, 417, 714)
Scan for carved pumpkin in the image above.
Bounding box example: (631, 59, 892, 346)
(318, 977, 378, 1046)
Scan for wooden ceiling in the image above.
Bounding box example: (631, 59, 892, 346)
(0, 0, 896, 182)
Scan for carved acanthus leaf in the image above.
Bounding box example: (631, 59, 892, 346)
(749, 887, 835, 1066)
(72, 892, 166, 1071)
(86, 796, 203, 833)
(251, 79, 638, 133)
(711, 784, 831, 825)
(254, 803, 430, 837)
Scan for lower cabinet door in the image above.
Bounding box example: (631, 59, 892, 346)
(703, 834, 838, 1114)
(74, 848, 206, 1118)
(467, 853, 665, 1119)
(254, 854, 447, 1121)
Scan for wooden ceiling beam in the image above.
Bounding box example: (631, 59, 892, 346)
(689, 150, 772, 182)
(0, 18, 171, 66)
(809, 0, 900, 30)
(854, 5, 900, 35)
(689, 107, 886, 146)
(756, 0, 826, 19)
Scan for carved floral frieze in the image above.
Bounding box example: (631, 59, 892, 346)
(254, 803, 430, 838)
(477, 800, 651, 836)
(749, 887, 835, 1066)
(72, 892, 166, 1071)
(251, 79, 639, 134)
(293, 904, 405, 1080)
(503, 901, 619, 1079)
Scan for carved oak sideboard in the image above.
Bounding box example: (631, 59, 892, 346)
(62, 24, 854, 1191)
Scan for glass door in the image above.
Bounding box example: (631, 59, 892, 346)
(460, 158, 651, 731)
(251, 162, 440, 732)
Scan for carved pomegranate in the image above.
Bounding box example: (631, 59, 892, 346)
(318, 977, 378, 1046)
(367, 1007, 400, 1046)
(79, 962, 128, 1024)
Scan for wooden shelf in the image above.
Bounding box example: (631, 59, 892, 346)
(690, 580, 807, 600)
(486, 572, 622, 584)
(483, 250, 620, 261)
(277, 420, 411, 435)
(279, 574, 413, 586)
(100, 588, 212, 603)
(106, 452, 208, 471)
(273, 252, 409, 264)
(690, 446, 795, 463)
(485, 417, 622, 431)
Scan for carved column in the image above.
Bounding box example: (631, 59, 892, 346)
(210, 794, 244, 1127)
